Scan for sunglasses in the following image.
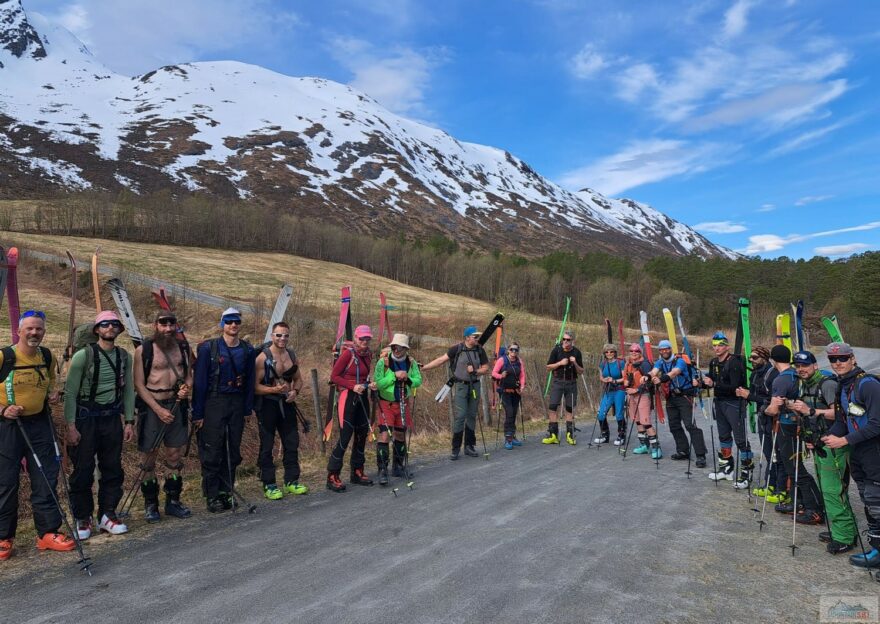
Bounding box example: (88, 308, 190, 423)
(749, 355, 762, 361)
(828, 355, 852, 363)
(508, 348, 519, 352)
(20, 309, 46, 320)
(97, 321, 123, 329)
(273, 333, 290, 339)
(223, 319, 242, 325)
(629, 350, 641, 353)
(562, 338, 573, 342)
(604, 350, 617, 354)
(391, 345, 408, 350)
(357, 336, 372, 342)
(157, 318, 177, 326)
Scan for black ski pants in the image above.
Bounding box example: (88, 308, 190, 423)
(850, 438, 880, 548)
(69, 409, 125, 520)
(501, 392, 521, 437)
(777, 423, 823, 512)
(714, 398, 751, 459)
(198, 395, 245, 500)
(257, 398, 301, 486)
(666, 394, 707, 456)
(0, 415, 63, 539)
(327, 390, 370, 474)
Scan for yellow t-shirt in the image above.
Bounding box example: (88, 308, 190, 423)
(0, 347, 56, 417)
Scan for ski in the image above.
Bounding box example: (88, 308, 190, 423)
(821, 315, 844, 343)
(776, 313, 792, 352)
(618, 319, 625, 356)
(91, 248, 102, 313)
(107, 278, 144, 348)
(604, 318, 613, 345)
(662, 308, 679, 354)
(6, 247, 20, 345)
(324, 286, 353, 442)
(0, 246, 7, 314)
(793, 300, 805, 352)
(263, 284, 293, 344)
(435, 313, 504, 403)
(738, 298, 756, 433)
(377, 292, 397, 348)
(639, 310, 665, 423)
(63, 251, 78, 367)
(544, 297, 571, 396)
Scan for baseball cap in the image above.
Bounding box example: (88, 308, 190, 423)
(792, 350, 817, 365)
(825, 342, 854, 357)
(658, 339, 672, 350)
(463, 325, 481, 338)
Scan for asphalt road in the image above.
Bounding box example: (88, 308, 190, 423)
(2, 418, 877, 624)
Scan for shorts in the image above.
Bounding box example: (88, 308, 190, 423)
(137, 398, 189, 452)
(377, 399, 411, 430)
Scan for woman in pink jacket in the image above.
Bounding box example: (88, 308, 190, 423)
(492, 342, 527, 450)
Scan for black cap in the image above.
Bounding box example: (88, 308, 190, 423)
(770, 344, 791, 364)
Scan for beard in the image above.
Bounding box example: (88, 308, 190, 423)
(152, 332, 177, 350)
(25, 336, 41, 347)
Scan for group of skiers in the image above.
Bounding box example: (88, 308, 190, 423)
(1, 307, 879, 581)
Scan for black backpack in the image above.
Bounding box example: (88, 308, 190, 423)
(0, 346, 53, 384)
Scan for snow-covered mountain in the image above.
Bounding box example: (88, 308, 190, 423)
(0, 0, 735, 259)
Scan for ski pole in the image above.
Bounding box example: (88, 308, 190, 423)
(709, 399, 718, 487)
(519, 392, 526, 442)
(475, 382, 490, 460)
(686, 397, 696, 478)
(223, 423, 256, 514)
(790, 429, 800, 556)
(752, 422, 766, 514)
(620, 395, 637, 459)
(757, 424, 778, 531)
(494, 391, 501, 451)
(398, 382, 413, 489)
(17, 418, 93, 576)
(119, 406, 174, 519)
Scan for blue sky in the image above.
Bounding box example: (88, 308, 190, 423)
(27, 0, 880, 259)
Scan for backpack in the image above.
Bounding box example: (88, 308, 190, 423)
(71, 322, 98, 353)
(254, 342, 297, 410)
(1, 346, 53, 406)
(75, 343, 130, 407)
(206, 337, 252, 394)
(136, 337, 192, 409)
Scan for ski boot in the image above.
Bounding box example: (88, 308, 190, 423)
(565, 423, 576, 446)
(510, 437, 523, 447)
(850, 548, 880, 569)
(613, 420, 626, 446)
(350, 468, 374, 486)
(593, 420, 610, 445)
(326, 472, 347, 492)
(164, 475, 192, 518)
(542, 423, 560, 445)
(827, 540, 855, 555)
(765, 491, 791, 505)
(218, 492, 238, 511)
(263, 484, 283, 500)
(795, 508, 824, 525)
(463, 445, 479, 457)
(650, 445, 663, 460)
(504, 436, 514, 450)
(75, 517, 93, 540)
(753, 484, 774, 498)
(377, 443, 390, 485)
(141, 478, 161, 523)
(632, 433, 649, 454)
(695, 455, 707, 468)
(392, 440, 411, 477)
(733, 459, 753, 490)
(708, 452, 734, 481)
(284, 482, 309, 495)
(206, 497, 225, 513)
(98, 513, 128, 535)
(774, 501, 795, 514)
(450, 431, 463, 460)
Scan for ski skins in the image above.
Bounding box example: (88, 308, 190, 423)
(738, 298, 756, 433)
(544, 297, 571, 396)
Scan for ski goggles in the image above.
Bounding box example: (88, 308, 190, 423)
(20, 309, 46, 321)
(711, 339, 729, 346)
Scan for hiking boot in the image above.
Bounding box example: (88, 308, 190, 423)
(206, 497, 225, 513)
(350, 468, 373, 486)
(795, 509, 824, 525)
(35, 532, 75, 552)
(98, 514, 129, 535)
(593, 434, 609, 445)
(463, 446, 479, 457)
(510, 437, 523, 447)
(774, 501, 795, 514)
(651, 447, 663, 460)
(632, 444, 650, 454)
(263, 484, 283, 500)
(327, 473, 347, 492)
(819, 531, 832, 543)
(163, 475, 191, 518)
(542, 432, 559, 445)
(849, 548, 880, 569)
(753, 485, 774, 498)
(566, 432, 577, 446)
(0, 539, 12, 560)
(827, 540, 856, 555)
(766, 492, 791, 505)
(695, 456, 707, 468)
(504, 439, 514, 450)
(75, 518, 93, 541)
(144, 502, 161, 523)
(449, 449, 460, 460)
(670, 451, 689, 461)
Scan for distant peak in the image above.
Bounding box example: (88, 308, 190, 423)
(0, 0, 46, 61)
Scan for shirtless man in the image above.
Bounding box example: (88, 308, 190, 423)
(133, 312, 193, 522)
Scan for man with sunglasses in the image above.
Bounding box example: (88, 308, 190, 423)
(423, 325, 490, 459)
(132, 312, 193, 521)
(821, 343, 880, 570)
(595, 343, 626, 446)
(64, 311, 135, 538)
(326, 325, 375, 490)
(254, 322, 308, 500)
(192, 308, 255, 512)
(1, 310, 76, 560)
(650, 339, 707, 468)
(374, 333, 422, 484)
(702, 332, 751, 486)
(543, 332, 583, 445)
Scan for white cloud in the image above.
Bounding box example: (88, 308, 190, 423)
(814, 243, 870, 257)
(614, 63, 660, 103)
(558, 139, 729, 195)
(743, 221, 880, 254)
(570, 44, 606, 79)
(757, 203, 776, 212)
(694, 221, 748, 234)
(722, 0, 753, 40)
(766, 117, 854, 158)
(328, 37, 445, 116)
(37, 0, 299, 76)
(795, 194, 834, 206)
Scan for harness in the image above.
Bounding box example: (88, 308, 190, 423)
(1, 346, 52, 407)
